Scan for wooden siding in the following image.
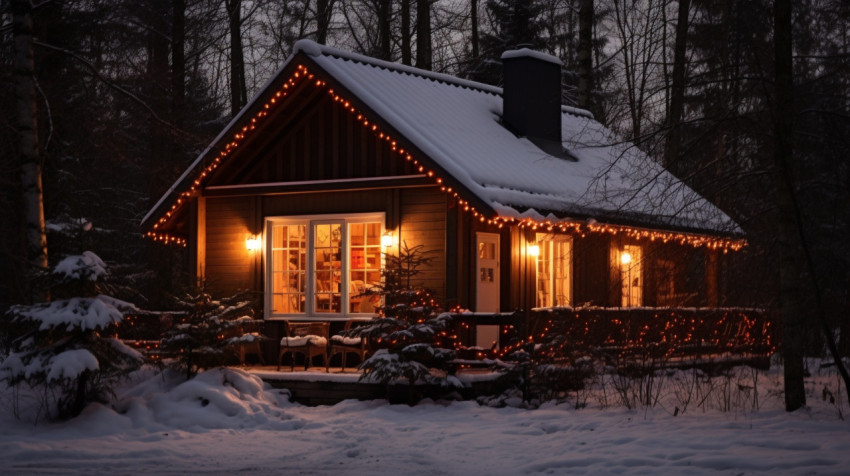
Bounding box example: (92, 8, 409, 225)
(398, 188, 447, 301)
(204, 196, 256, 295)
(207, 91, 417, 187)
(202, 187, 448, 304)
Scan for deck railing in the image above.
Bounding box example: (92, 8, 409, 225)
(450, 307, 775, 368)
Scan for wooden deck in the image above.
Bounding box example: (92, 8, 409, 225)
(244, 366, 502, 406)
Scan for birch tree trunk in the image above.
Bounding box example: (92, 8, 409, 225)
(12, 0, 48, 302)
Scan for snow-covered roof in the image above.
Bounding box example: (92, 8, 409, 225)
(144, 39, 742, 238)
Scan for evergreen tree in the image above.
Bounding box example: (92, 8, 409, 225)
(346, 242, 460, 404)
(463, 0, 546, 86)
(160, 290, 258, 380)
(0, 251, 143, 421)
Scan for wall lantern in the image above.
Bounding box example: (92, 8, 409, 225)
(381, 231, 394, 248)
(620, 250, 632, 265)
(246, 234, 262, 252)
(528, 244, 540, 257)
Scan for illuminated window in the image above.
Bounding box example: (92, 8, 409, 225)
(266, 214, 383, 318)
(620, 244, 642, 307)
(535, 234, 572, 307)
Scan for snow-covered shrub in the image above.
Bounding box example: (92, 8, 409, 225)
(0, 251, 143, 421)
(491, 320, 598, 407)
(159, 290, 260, 380)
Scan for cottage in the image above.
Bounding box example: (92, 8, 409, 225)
(141, 40, 745, 353)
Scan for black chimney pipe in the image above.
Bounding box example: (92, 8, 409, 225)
(501, 48, 565, 156)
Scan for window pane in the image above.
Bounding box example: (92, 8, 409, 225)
(366, 222, 381, 246)
(535, 234, 571, 308)
(620, 244, 642, 307)
(349, 221, 382, 313)
(552, 239, 571, 307)
(270, 223, 306, 314)
(479, 242, 495, 259)
(314, 223, 342, 313)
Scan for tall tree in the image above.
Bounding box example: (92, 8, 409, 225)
(662, 0, 690, 174)
(416, 0, 432, 70)
(773, 0, 806, 412)
(401, 0, 412, 65)
(225, 0, 247, 116)
(315, 0, 335, 44)
(470, 0, 479, 61)
(11, 0, 48, 302)
(172, 0, 186, 130)
(576, 0, 594, 111)
(378, 0, 392, 60)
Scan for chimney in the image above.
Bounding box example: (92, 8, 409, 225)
(501, 48, 565, 155)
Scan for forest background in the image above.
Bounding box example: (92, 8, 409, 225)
(1, 0, 848, 412)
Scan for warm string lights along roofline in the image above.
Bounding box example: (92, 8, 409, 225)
(144, 63, 746, 253)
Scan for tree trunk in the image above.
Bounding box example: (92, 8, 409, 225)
(316, 0, 334, 45)
(12, 0, 48, 302)
(378, 0, 392, 60)
(172, 0, 186, 129)
(225, 0, 247, 117)
(470, 0, 479, 61)
(773, 0, 806, 412)
(416, 0, 432, 70)
(577, 0, 594, 111)
(401, 0, 412, 65)
(663, 0, 690, 175)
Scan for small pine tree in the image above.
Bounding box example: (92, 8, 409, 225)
(159, 290, 258, 380)
(348, 242, 461, 403)
(0, 251, 144, 420)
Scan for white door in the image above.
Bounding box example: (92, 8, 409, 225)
(476, 232, 500, 312)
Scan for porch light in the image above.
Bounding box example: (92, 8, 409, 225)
(381, 231, 394, 248)
(620, 250, 632, 265)
(246, 235, 262, 252)
(528, 244, 540, 257)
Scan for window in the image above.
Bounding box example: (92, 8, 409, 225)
(535, 233, 572, 307)
(619, 244, 642, 307)
(266, 214, 383, 319)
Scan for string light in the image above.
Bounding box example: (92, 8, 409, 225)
(145, 63, 746, 254)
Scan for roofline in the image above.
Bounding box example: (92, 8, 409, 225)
(141, 49, 310, 232)
(142, 41, 501, 233)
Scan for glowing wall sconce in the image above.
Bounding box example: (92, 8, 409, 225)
(620, 250, 632, 265)
(528, 244, 540, 257)
(246, 234, 262, 252)
(381, 231, 394, 248)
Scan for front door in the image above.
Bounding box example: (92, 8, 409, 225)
(476, 232, 500, 312)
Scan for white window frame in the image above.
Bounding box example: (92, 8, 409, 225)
(264, 212, 385, 321)
(535, 233, 573, 308)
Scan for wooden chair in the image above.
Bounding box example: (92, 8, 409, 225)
(277, 321, 329, 371)
(327, 319, 369, 372)
(225, 318, 266, 366)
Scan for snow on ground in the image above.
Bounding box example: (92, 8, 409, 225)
(0, 364, 848, 476)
